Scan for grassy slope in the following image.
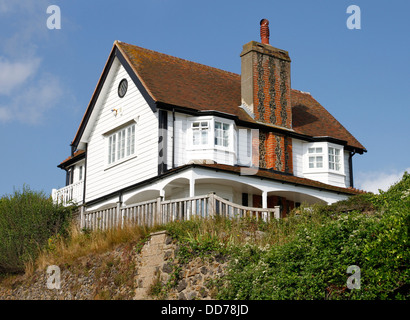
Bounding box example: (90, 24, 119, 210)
(1, 173, 409, 300)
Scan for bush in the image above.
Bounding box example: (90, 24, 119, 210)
(218, 173, 410, 300)
(0, 186, 75, 274)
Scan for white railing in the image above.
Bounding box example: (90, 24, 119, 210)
(81, 193, 280, 231)
(52, 180, 84, 206)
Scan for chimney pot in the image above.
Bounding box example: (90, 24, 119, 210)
(260, 19, 270, 44)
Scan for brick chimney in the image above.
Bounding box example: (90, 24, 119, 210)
(240, 19, 292, 129)
(241, 20, 293, 174)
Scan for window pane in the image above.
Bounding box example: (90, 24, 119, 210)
(127, 127, 131, 156)
(316, 147, 322, 153)
(193, 130, 200, 145)
(108, 136, 112, 164)
(308, 148, 315, 154)
(192, 122, 199, 128)
(201, 122, 208, 127)
(130, 125, 135, 155)
(201, 130, 208, 144)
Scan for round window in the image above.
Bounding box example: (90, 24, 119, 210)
(118, 79, 128, 98)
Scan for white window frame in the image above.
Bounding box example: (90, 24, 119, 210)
(214, 121, 231, 149)
(308, 146, 324, 169)
(328, 146, 342, 172)
(105, 122, 137, 168)
(303, 142, 345, 175)
(191, 120, 210, 147)
(187, 116, 234, 152)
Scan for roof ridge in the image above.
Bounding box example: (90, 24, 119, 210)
(116, 40, 241, 78)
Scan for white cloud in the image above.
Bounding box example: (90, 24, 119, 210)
(0, 72, 63, 124)
(0, 0, 66, 125)
(0, 57, 40, 94)
(356, 168, 410, 194)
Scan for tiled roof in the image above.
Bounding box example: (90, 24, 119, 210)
(190, 163, 366, 196)
(58, 149, 85, 168)
(116, 41, 365, 151)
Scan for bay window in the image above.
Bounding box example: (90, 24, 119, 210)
(192, 121, 209, 146)
(328, 147, 341, 171)
(304, 143, 344, 174)
(189, 117, 232, 150)
(308, 147, 323, 169)
(215, 121, 230, 147)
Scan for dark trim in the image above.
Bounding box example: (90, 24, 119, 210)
(115, 47, 156, 113)
(349, 151, 355, 188)
(58, 152, 86, 170)
(158, 109, 168, 175)
(85, 165, 193, 207)
(71, 45, 157, 150)
(156, 102, 366, 154)
(84, 163, 358, 208)
(69, 167, 74, 185)
(83, 144, 88, 204)
(65, 169, 70, 187)
(172, 108, 176, 169)
(71, 49, 116, 149)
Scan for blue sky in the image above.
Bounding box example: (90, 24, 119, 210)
(0, 0, 409, 196)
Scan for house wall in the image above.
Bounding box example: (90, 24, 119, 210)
(344, 151, 351, 187)
(72, 161, 85, 184)
(85, 59, 158, 203)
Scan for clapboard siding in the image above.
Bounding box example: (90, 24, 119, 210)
(173, 113, 188, 167)
(292, 138, 304, 177)
(344, 151, 351, 187)
(85, 59, 158, 202)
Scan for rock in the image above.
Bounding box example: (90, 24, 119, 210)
(187, 291, 197, 300)
(162, 262, 173, 274)
(199, 286, 208, 298)
(200, 266, 208, 275)
(177, 280, 187, 292)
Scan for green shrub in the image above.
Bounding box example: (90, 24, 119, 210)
(0, 185, 75, 274)
(218, 173, 410, 300)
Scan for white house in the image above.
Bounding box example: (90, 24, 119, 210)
(52, 20, 366, 219)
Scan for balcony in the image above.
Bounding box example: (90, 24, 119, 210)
(52, 180, 84, 206)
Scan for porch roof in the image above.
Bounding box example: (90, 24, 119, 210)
(181, 163, 366, 196)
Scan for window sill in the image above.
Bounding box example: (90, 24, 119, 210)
(187, 146, 235, 153)
(303, 169, 345, 177)
(104, 154, 138, 171)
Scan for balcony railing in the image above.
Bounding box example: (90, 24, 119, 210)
(52, 180, 84, 206)
(81, 193, 281, 231)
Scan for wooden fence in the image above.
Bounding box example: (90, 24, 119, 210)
(80, 194, 280, 231)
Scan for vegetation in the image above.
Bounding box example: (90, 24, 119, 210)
(162, 172, 409, 300)
(216, 172, 409, 300)
(1, 173, 409, 300)
(0, 186, 75, 274)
